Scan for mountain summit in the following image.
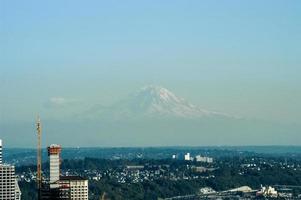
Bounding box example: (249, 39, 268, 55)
(91, 85, 231, 120)
(18, 85, 293, 147)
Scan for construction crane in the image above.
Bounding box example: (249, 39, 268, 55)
(36, 116, 42, 199)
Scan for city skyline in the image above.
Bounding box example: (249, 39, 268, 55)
(2, 1, 301, 200)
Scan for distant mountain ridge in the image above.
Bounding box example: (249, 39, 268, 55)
(88, 85, 234, 120)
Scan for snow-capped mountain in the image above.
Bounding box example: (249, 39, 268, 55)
(22, 85, 295, 147)
(90, 85, 232, 120)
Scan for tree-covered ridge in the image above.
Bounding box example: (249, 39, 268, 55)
(17, 155, 301, 200)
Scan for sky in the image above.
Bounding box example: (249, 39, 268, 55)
(1, 1, 301, 146)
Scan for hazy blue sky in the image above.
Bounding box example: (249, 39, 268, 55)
(1, 0, 301, 125)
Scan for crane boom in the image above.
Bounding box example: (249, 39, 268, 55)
(36, 116, 42, 199)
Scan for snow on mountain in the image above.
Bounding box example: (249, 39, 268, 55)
(90, 85, 233, 120)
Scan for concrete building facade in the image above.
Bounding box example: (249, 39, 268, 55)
(60, 176, 88, 200)
(43, 144, 88, 200)
(0, 139, 21, 200)
(48, 144, 62, 189)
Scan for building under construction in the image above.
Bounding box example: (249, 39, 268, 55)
(41, 145, 88, 200)
(36, 118, 88, 200)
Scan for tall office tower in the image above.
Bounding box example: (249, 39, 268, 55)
(0, 140, 21, 200)
(47, 144, 62, 188)
(0, 139, 2, 164)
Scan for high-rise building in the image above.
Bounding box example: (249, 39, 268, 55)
(48, 144, 62, 189)
(42, 144, 63, 200)
(0, 164, 17, 200)
(0, 139, 21, 200)
(43, 144, 88, 200)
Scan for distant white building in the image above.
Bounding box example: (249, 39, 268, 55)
(184, 153, 191, 161)
(256, 186, 278, 198)
(206, 157, 213, 163)
(228, 186, 253, 193)
(126, 165, 144, 170)
(200, 187, 216, 194)
(195, 155, 213, 163)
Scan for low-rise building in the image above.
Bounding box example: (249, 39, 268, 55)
(195, 155, 213, 163)
(60, 176, 88, 200)
(256, 186, 278, 198)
